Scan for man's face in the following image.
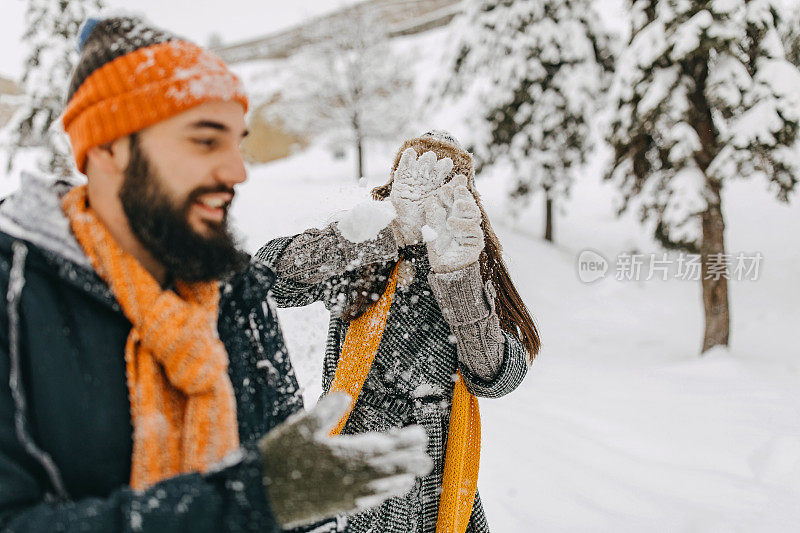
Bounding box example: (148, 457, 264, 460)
(118, 101, 251, 282)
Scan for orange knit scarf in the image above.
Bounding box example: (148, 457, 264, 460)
(328, 262, 481, 533)
(62, 185, 240, 491)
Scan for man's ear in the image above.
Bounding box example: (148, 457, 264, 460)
(85, 136, 131, 175)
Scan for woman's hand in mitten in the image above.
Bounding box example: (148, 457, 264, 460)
(258, 393, 432, 530)
(423, 174, 484, 273)
(389, 148, 453, 246)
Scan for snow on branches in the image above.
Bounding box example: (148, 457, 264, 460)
(606, 0, 800, 251)
(6, 0, 104, 178)
(439, 0, 615, 216)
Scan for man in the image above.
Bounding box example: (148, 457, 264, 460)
(0, 16, 430, 532)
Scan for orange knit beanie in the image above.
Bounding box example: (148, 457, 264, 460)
(62, 16, 248, 174)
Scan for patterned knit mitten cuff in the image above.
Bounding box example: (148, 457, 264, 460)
(427, 261, 492, 324)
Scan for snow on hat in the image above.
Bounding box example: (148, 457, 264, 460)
(62, 16, 248, 174)
(420, 129, 464, 150)
(372, 129, 503, 255)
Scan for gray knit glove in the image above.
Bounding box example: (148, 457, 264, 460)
(423, 174, 484, 273)
(258, 393, 432, 529)
(389, 148, 454, 246)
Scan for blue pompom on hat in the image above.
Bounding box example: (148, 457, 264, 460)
(77, 17, 100, 52)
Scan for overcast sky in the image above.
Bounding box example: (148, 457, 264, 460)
(0, 0, 360, 81)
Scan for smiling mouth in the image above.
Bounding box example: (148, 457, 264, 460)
(193, 193, 233, 223)
(198, 196, 228, 209)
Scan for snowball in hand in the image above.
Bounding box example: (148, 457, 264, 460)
(337, 201, 397, 243)
(420, 224, 438, 243)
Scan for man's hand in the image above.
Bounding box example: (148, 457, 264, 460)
(258, 393, 432, 529)
(423, 174, 485, 273)
(389, 148, 454, 246)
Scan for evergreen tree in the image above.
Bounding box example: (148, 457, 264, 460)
(778, 3, 800, 67)
(7, 0, 104, 178)
(440, 0, 615, 242)
(606, 0, 800, 353)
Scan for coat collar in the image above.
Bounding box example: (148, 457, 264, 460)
(0, 173, 91, 269)
(0, 173, 120, 310)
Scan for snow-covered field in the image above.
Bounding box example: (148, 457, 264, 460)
(231, 140, 800, 532)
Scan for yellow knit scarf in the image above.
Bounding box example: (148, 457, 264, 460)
(328, 262, 481, 533)
(62, 185, 240, 490)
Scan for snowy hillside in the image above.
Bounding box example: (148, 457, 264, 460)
(230, 139, 800, 531)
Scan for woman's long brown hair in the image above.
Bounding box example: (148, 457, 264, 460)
(340, 180, 541, 364)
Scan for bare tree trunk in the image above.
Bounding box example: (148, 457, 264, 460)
(544, 194, 554, 243)
(700, 180, 730, 353)
(356, 135, 364, 182)
(353, 111, 364, 182)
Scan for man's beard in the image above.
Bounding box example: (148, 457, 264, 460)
(118, 134, 249, 283)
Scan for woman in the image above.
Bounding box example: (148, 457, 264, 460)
(256, 131, 540, 532)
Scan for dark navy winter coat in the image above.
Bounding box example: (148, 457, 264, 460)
(0, 176, 305, 532)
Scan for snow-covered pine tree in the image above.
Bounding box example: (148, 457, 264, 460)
(267, 6, 414, 182)
(6, 0, 104, 179)
(778, 3, 800, 67)
(439, 0, 615, 242)
(606, 0, 800, 353)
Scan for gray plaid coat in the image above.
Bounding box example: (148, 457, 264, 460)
(256, 233, 529, 533)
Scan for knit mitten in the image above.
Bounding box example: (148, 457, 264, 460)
(389, 148, 454, 247)
(423, 174, 484, 273)
(258, 393, 432, 529)
(428, 262, 506, 380)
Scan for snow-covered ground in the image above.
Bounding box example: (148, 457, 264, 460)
(231, 139, 800, 532)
